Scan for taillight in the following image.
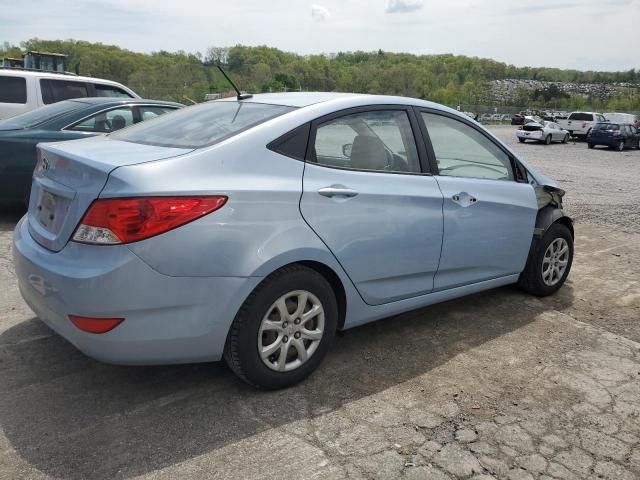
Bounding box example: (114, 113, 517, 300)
(69, 315, 124, 333)
(72, 196, 227, 245)
(582, 122, 588, 128)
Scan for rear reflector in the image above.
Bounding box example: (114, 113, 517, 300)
(69, 315, 124, 334)
(72, 196, 227, 245)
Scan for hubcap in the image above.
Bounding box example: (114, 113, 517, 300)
(258, 290, 325, 372)
(542, 238, 570, 286)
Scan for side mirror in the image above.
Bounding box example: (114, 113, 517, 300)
(342, 143, 353, 158)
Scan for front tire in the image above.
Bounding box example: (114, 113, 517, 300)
(224, 264, 338, 389)
(518, 223, 573, 297)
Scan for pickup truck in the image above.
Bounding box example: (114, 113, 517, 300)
(557, 112, 607, 139)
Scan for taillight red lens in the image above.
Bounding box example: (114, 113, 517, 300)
(69, 315, 124, 334)
(72, 196, 227, 245)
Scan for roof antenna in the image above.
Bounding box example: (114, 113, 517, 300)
(217, 65, 253, 101)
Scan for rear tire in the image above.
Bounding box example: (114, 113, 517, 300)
(562, 134, 569, 144)
(544, 135, 552, 145)
(518, 138, 525, 143)
(517, 223, 573, 297)
(224, 264, 338, 389)
(588, 143, 594, 149)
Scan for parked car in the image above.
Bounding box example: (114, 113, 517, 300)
(491, 113, 502, 121)
(587, 122, 640, 151)
(0, 98, 181, 206)
(0, 69, 139, 120)
(557, 111, 606, 139)
(603, 112, 638, 125)
(511, 114, 525, 125)
(479, 113, 492, 122)
(13, 92, 574, 389)
(517, 121, 570, 145)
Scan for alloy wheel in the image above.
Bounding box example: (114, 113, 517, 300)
(542, 238, 570, 287)
(258, 290, 325, 372)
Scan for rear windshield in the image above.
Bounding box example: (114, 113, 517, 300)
(593, 123, 619, 130)
(111, 101, 295, 148)
(0, 100, 85, 130)
(568, 112, 594, 121)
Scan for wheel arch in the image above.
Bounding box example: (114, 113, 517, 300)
(298, 260, 347, 331)
(249, 251, 350, 332)
(535, 205, 573, 239)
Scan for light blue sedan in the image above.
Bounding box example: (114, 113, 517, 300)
(13, 93, 573, 389)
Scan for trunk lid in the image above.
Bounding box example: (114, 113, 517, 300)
(27, 136, 192, 251)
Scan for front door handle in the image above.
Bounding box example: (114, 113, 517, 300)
(318, 185, 359, 198)
(452, 192, 477, 207)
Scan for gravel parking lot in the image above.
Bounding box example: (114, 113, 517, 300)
(1, 125, 639, 480)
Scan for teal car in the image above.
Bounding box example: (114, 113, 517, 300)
(0, 98, 182, 206)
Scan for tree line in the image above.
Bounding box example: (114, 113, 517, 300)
(2, 39, 639, 111)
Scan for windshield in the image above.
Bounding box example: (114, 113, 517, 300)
(0, 100, 86, 130)
(111, 101, 295, 148)
(594, 123, 619, 130)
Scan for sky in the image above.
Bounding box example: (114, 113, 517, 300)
(1, 0, 638, 72)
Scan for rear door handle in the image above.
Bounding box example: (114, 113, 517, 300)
(318, 186, 359, 198)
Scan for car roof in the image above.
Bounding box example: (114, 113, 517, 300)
(219, 91, 462, 115)
(0, 68, 127, 85)
(67, 97, 183, 107)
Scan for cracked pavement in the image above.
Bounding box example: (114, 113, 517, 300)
(0, 127, 639, 479)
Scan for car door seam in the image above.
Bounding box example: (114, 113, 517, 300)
(298, 160, 371, 306)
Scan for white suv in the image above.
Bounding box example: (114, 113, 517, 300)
(557, 112, 606, 139)
(0, 69, 139, 120)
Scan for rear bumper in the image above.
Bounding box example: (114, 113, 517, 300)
(13, 216, 261, 365)
(589, 138, 616, 146)
(516, 130, 543, 140)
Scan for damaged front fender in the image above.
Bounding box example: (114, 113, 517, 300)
(533, 185, 573, 239)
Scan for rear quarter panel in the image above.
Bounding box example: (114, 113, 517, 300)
(103, 131, 342, 279)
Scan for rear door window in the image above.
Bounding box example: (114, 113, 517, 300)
(312, 110, 421, 173)
(0, 76, 27, 104)
(41, 79, 89, 104)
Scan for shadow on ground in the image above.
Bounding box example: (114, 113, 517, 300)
(0, 277, 575, 479)
(0, 206, 24, 232)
